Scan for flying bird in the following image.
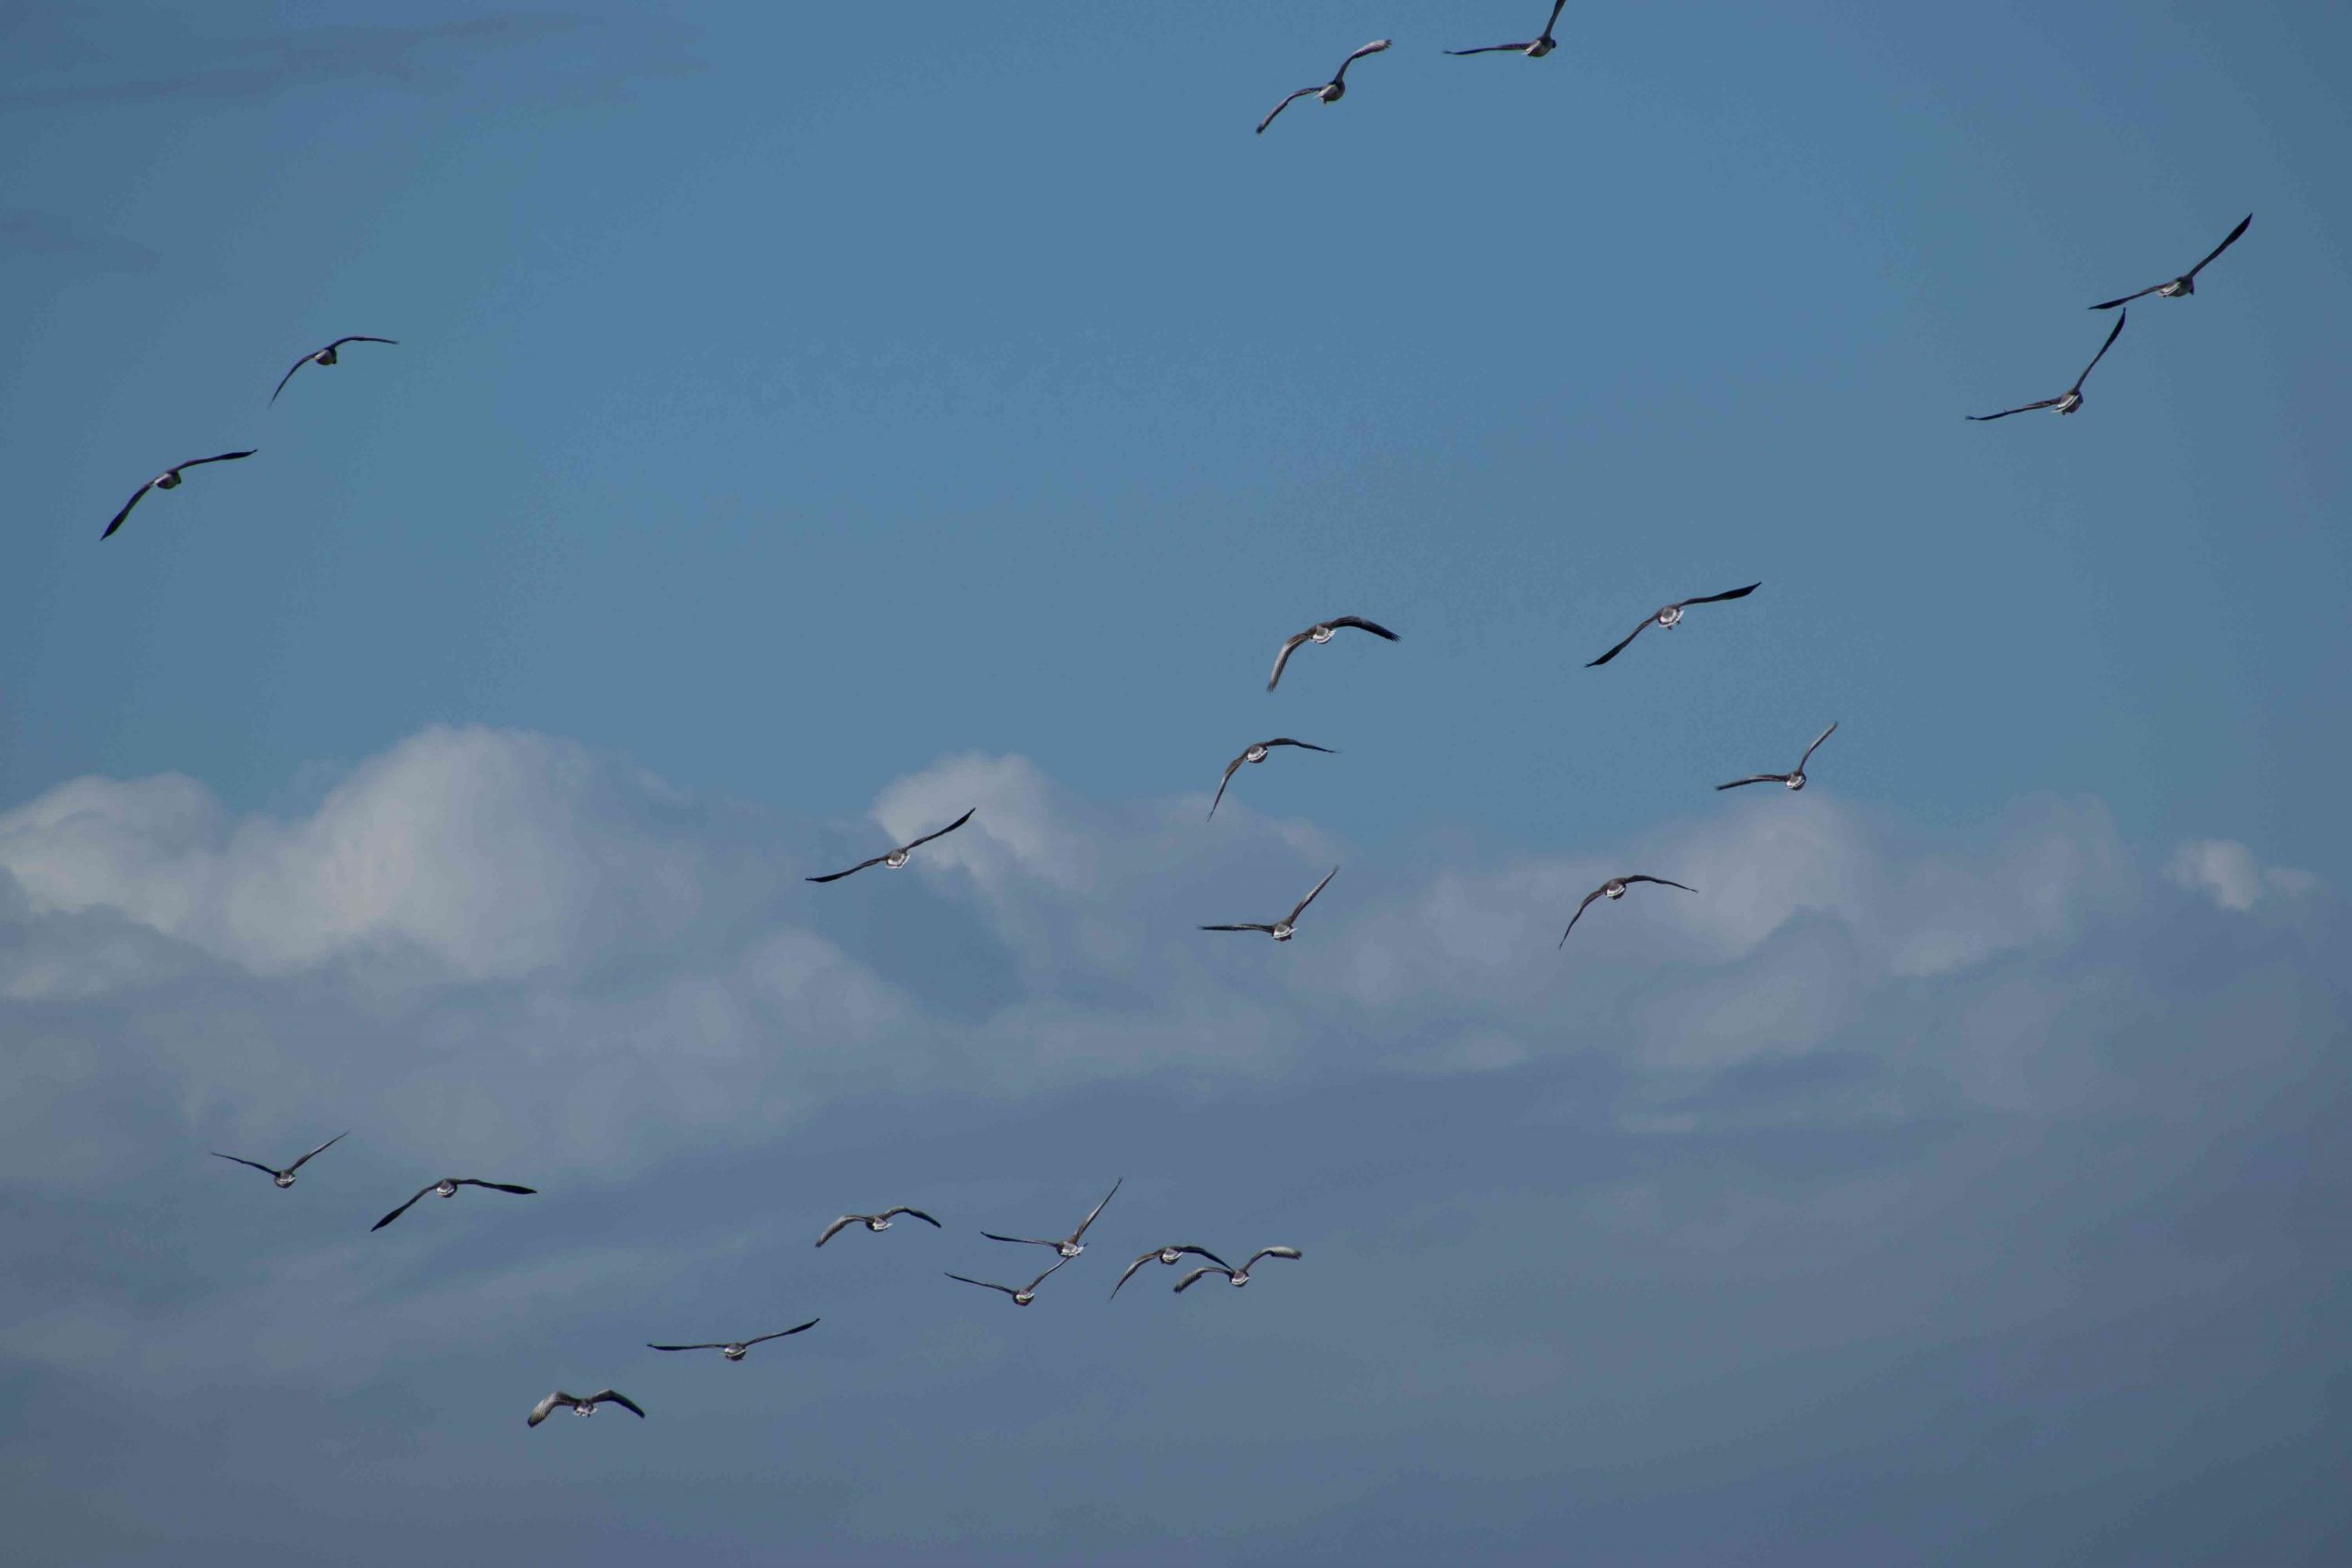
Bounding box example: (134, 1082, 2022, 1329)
(2090, 213, 2251, 310)
(370, 1178, 537, 1231)
(1968, 310, 2128, 422)
(270, 336, 399, 404)
(1268, 616, 1399, 692)
(816, 1207, 942, 1247)
(983, 1178, 1121, 1260)
(1112, 1246, 1234, 1300)
(99, 451, 256, 539)
(1447, 0, 1568, 56)
(944, 1256, 1069, 1306)
(1210, 739, 1337, 819)
(1257, 39, 1392, 135)
(1585, 583, 1760, 668)
(1560, 875, 1696, 947)
(1200, 865, 1340, 942)
(209, 1131, 347, 1190)
(1716, 722, 1838, 793)
(807, 808, 974, 883)
(527, 1389, 646, 1427)
(1175, 1247, 1304, 1292)
(647, 1320, 818, 1361)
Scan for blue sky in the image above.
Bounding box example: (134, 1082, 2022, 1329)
(3, 3, 2347, 1563)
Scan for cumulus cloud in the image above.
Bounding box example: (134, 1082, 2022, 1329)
(2167, 838, 2321, 913)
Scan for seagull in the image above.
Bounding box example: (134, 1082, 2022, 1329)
(370, 1178, 537, 1231)
(527, 1389, 646, 1427)
(1112, 1246, 1233, 1300)
(1175, 1247, 1304, 1292)
(1257, 39, 1392, 135)
(816, 1206, 942, 1247)
(806, 807, 975, 883)
(2091, 213, 2251, 310)
(1210, 739, 1337, 819)
(1268, 616, 1399, 692)
(1447, 0, 1568, 56)
(983, 1178, 1121, 1259)
(270, 336, 399, 404)
(647, 1320, 818, 1361)
(1585, 583, 1760, 668)
(1968, 310, 2128, 422)
(1201, 865, 1340, 942)
(1715, 722, 1838, 793)
(944, 1256, 1069, 1306)
(99, 451, 257, 539)
(1560, 875, 1696, 947)
(209, 1131, 347, 1190)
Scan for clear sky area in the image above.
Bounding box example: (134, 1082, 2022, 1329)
(3, 3, 2347, 1562)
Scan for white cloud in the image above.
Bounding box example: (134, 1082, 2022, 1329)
(2167, 839, 2321, 913)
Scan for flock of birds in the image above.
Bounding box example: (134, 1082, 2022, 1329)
(132, 3, 2255, 1438)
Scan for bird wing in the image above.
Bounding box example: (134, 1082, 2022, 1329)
(180, 449, 258, 471)
(1966, 399, 2064, 422)
(901, 807, 976, 853)
(1621, 875, 1698, 894)
(1795, 721, 1838, 772)
(527, 1392, 572, 1426)
(1329, 615, 1400, 641)
(981, 1232, 1062, 1248)
(2087, 283, 2160, 311)
(329, 335, 401, 349)
(746, 1320, 819, 1346)
(1200, 923, 1278, 934)
(1111, 1254, 1157, 1299)
(99, 479, 157, 539)
(646, 1342, 724, 1352)
(1332, 39, 1392, 82)
(1287, 865, 1340, 925)
(1559, 886, 1607, 947)
(815, 1215, 860, 1247)
(1266, 629, 1311, 689)
(1069, 1177, 1122, 1243)
(210, 1153, 278, 1177)
(1174, 1266, 1228, 1292)
(1245, 1247, 1304, 1269)
(1176, 1246, 1235, 1270)
(1025, 1256, 1071, 1292)
(2184, 212, 2252, 279)
(370, 1184, 438, 1231)
(946, 1273, 1017, 1297)
(807, 854, 888, 884)
(1444, 42, 1531, 55)
(884, 1206, 943, 1227)
(1209, 755, 1247, 819)
(1546, 0, 1571, 32)
(1263, 738, 1337, 753)
(1585, 616, 1651, 668)
(1680, 582, 1762, 608)
(589, 1391, 646, 1418)
(1713, 774, 1785, 792)
(269, 355, 311, 404)
(457, 1179, 537, 1195)
(286, 1131, 348, 1172)
(2071, 308, 2127, 391)
(1256, 88, 1317, 135)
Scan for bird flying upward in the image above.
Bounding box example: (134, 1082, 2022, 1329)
(982, 1178, 1122, 1259)
(1257, 39, 1392, 135)
(209, 1131, 347, 1190)
(1200, 865, 1340, 942)
(99, 451, 256, 539)
(647, 1321, 819, 1360)
(1560, 875, 1696, 947)
(816, 1207, 942, 1247)
(270, 336, 398, 404)
(527, 1390, 645, 1426)
(1715, 722, 1839, 793)
(807, 808, 974, 883)
(2090, 214, 2251, 310)
(1968, 310, 2128, 422)
(1268, 617, 1400, 692)
(1209, 738, 1337, 819)
(1447, 0, 1568, 57)
(370, 1178, 537, 1231)
(1586, 584, 1761, 668)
